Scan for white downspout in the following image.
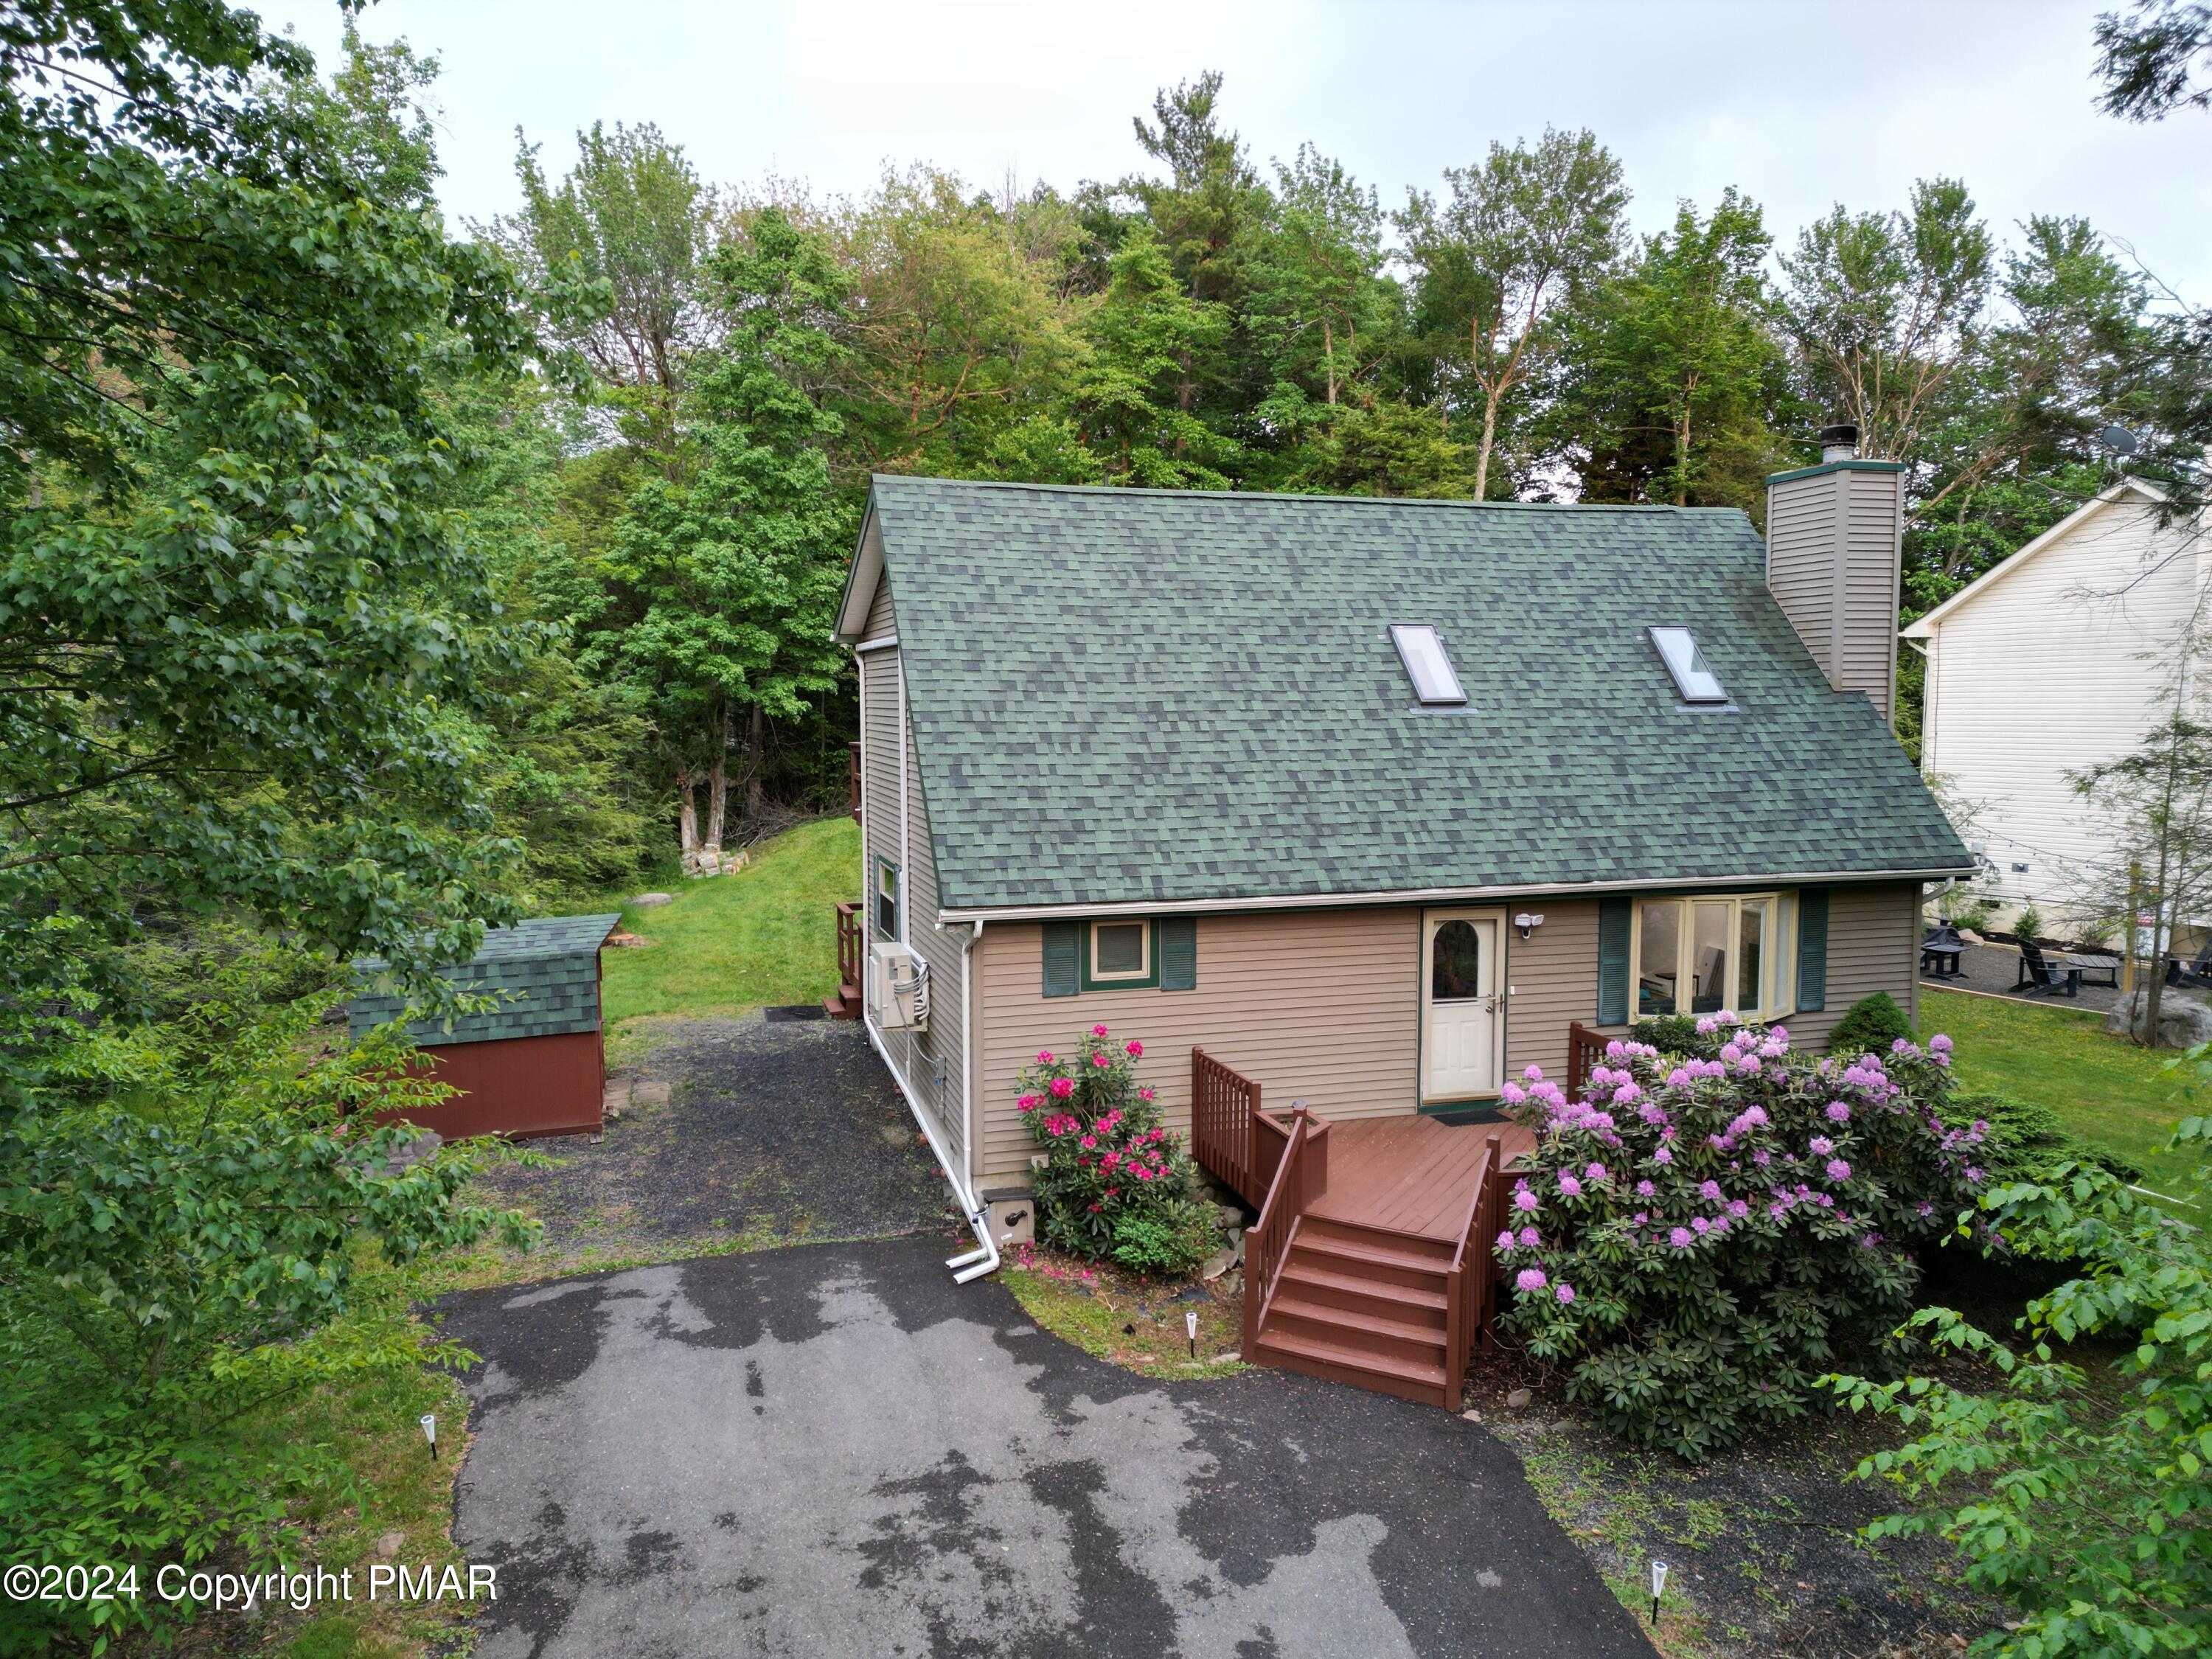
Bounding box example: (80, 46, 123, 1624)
(942, 918, 998, 1283)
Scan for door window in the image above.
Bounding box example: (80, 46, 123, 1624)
(1432, 919, 1483, 1000)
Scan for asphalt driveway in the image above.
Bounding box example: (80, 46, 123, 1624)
(439, 1238, 1656, 1659)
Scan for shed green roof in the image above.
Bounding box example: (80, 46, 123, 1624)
(862, 476, 1972, 913)
(349, 914, 619, 1046)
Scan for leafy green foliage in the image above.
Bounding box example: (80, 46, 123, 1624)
(1823, 1063, 2212, 1658)
(1016, 1026, 1220, 1270)
(1829, 992, 1914, 1059)
(1499, 1019, 1981, 1459)
(1952, 1091, 2144, 1185)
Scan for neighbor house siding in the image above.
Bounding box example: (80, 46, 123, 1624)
(858, 630, 967, 1177)
(973, 908, 1421, 1183)
(1500, 900, 1600, 1085)
(1917, 495, 2199, 924)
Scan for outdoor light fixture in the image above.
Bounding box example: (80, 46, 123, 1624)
(1514, 912, 1545, 940)
(421, 1413, 438, 1461)
(1649, 1559, 1669, 1624)
(1186, 1309, 1200, 1360)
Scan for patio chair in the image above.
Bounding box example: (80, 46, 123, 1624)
(2168, 939, 2212, 991)
(2015, 939, 2081, 999)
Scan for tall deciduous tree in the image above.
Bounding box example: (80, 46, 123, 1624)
(605, 207, 856, 855)
(1400, 127, 1630, 498)
(1246, 145, 1394, 410)
(2095, 0, 2212, 118)
(1075, 225, 1239, 487)
(1554, 189, 1790, 512)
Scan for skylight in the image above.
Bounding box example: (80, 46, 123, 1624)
(1649, 626, 1728, 704)
(1390, 624, 1467, 706)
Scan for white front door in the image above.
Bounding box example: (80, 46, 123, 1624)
(1423, 909, 1503, 1102)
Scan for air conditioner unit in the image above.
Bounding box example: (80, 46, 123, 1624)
(869, 942, 929, 1030)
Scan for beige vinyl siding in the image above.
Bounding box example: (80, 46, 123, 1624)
(973, 908, 1421, 1183)
(1501, 900, 1599, 1085)
(859, 639, 966, 1173)
(1792, 881, 1919, 1051)
(1765, 467, 1903, 723)
(861, 563, 895, 642)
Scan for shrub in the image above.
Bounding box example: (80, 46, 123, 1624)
(2012, 904, 2044, 943)
(1824, 1099, 2212, 1658)
(1016, 1026, 1220, 1272)
(1828, 992, 1913, 1059)
(1952, 1091, 2143, 1185)
(1497, 1015, 1984, 1460)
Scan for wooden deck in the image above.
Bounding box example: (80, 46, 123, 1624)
(1187, 1049, 1523, 1411)
(1308, 1116, 1537, 1242)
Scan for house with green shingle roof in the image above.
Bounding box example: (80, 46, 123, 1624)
(833, 439, 1972, 1270)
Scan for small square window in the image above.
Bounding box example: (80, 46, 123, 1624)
(1390, 624, 1468, 706)
(1649, 626, 1728, 703)
(1081, 920, 1158, 990)
(874, 860, 900, 939)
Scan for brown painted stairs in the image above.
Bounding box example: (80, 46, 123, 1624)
(1251, 1217, 1461, 1408)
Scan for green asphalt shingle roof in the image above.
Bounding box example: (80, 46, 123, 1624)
(348, 914, 619, 1046)
(862, 476, 1973, 912)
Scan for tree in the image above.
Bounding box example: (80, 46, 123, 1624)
(1400, 128, 1630, 498)
(1245, 145, 1394, 409)
(1074, 225, 1239, 487)
(1781, 178, 1995, 470)
(604, 206, 856, 855)
(1553, 189, 1790, 512)
(2095, 0, 2212, 119)
(498, 120, 715, 459)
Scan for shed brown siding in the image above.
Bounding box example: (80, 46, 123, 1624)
(858, 633, 967, 1174)
(374, 1029, 604, 1141)
(1766, 467, 1904, 725)
(1501, 900, 1600, 1085)
(973, 908, 1421, 1182)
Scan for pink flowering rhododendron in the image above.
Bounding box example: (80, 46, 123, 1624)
(1495, 1020, 1978, 1458)
(1516, 1267, 1548, 1293)
(1018, 1026, 1218, 1273)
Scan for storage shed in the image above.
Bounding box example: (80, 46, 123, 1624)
(349, 914, 622, 1140)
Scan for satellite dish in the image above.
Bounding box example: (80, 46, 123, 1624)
(2098, 424, 2140, 456)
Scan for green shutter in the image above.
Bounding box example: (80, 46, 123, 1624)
(1043, 920, 1081, 998)
(1795, 889, 1829, 1012)
(1159, 917, 1197, 990)
(1597, 897, 1632, 1026)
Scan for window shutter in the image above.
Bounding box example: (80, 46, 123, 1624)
(1795, 889, 1829, 1012)
(1159, 917, 1197, 990)
(1596, 897, 1631, 1026)
(1043, 921, 1081, 998)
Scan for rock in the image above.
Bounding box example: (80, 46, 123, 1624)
(1200, 1248, 1237, 1281)
(1505, 1387, 1533, 1409)
(1958, 928, 1985, 945)
(1461, 1408, 1484, 1423)
(376, 1531, 404, 1559)
(1231, 1234, 1245, 1265)
(1217, 1203, 1244, 1228)
(628, 892, 673, 907)
(2107, 986, 2212, 1048)
(1214, 1350, 1241, 1365)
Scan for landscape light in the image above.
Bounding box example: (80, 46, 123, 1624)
(1186, 1309, 1200, 1360)
(1649, 1559, 1669, 1624)
(421, 1413, 438, 1461)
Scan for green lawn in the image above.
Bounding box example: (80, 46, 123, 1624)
(1920, 987, 2198, 1195)
(599, 815, 860, 1026)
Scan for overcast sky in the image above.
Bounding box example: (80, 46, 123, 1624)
(257, 0, 2212, 301)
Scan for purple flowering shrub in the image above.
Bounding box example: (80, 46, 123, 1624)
(1498, 1015, 1987, 1459)
(1016, 1026, 1219, 1273)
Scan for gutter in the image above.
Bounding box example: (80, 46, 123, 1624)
(863, 1011, 998, 1284)
(936, 865, 1983, 926)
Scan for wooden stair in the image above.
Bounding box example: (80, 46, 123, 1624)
(1250, 1217, 1458, 1408)
(827, 900, 863, 1020)
(822, 983, 862, 1021)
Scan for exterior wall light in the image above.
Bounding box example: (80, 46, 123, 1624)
(1514, 913, 1545, 940)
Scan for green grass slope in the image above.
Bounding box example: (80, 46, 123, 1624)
(600, 816, 860, 1026)
(1921, 987, 2195, 1194)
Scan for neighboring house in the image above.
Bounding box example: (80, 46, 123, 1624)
(349, 914, 619, 1141)
(832, 438, 1971, 1402)
(1903, 480, 2203, 928)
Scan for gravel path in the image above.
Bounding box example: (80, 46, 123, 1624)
(1921, 940, 2123, 1015)
(476, 1015, 957, 1270)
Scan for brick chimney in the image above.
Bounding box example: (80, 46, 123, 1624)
(1764, 424, 1907, 728)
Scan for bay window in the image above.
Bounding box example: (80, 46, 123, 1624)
(1632, 893, 1792, 1019)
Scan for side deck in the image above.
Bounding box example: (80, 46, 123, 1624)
(1191, 1050, 1528, 1411)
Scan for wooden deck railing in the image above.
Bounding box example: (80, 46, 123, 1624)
(1440, 1133, 1506, 1410)
(1243, 1103, 1323, 1360)
(835, 900, 863, 999)
(1192, 1047, 1262, 1206)
(1567, 1020, 1609, 1103)
(847, 742, 862, 822)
